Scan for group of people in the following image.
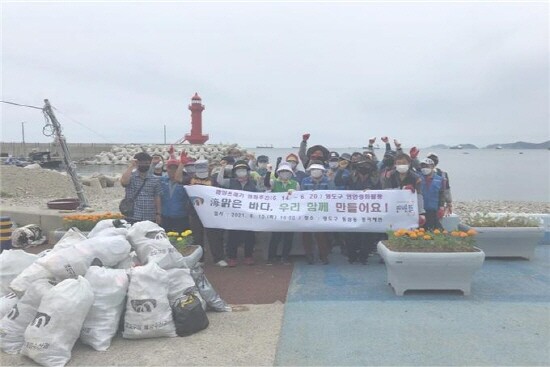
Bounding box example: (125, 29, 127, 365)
(121, 135, 453, 267)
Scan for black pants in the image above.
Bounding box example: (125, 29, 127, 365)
(345, 232, 379, 263)
(423, 210, 443, 231)
(227, 230, 255, 259)
(268, 232, 294, 260)
(161, 216, 190, 233)
(189, 211, 225, 263)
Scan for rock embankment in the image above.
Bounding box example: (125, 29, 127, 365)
(82, 143, 247, 165)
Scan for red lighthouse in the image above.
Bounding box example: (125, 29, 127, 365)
(184, 93, 209, 144)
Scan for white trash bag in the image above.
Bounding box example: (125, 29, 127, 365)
(51, 228, 87, 252)
(0, 279, 55, 354)
(0, 293, 19, 319)
(81, 267, 129, 351)
(114, 251, 141, 270)
(73, 235, 131, 267)
(123, 262, 176, 339)
(35, 245, 93, 281)
(9, 263, 54, 296)
(0, 250, 38, 295)
(11, 225, 47, 249)
(21, 276, 94, 367)
(166, 268, 199, 306)
(127, 221, 185, 269)
(87, 219, 130, 238)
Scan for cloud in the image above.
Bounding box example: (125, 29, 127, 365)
(1, 2, 548, 148)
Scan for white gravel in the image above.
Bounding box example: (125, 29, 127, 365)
(1, 165, 549, 214)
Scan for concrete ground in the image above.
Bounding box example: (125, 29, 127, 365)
(276, 245, 550, 366)
(1, 244, 549, 366)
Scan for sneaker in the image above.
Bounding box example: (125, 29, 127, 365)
(216, 260, 228, 267)
(227, 258, 238, 267)
(243, 257, 255, 265)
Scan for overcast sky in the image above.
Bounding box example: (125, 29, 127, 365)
(1, 2, 548, 148)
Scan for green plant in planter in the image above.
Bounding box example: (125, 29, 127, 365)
(463, 213, 540, 227)
(386, 228, 478, 253)
(167, 230, 194, 252)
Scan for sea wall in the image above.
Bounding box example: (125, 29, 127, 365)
(0, 142, 115, 160)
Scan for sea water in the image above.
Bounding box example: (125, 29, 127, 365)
(76, 148, 550, 202)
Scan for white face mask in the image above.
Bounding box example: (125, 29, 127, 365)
(258, 162, 268, 169)
(396, 164, 409, 173)
(287, 161, 297, 170)
(195, 171, 209, 179)
(279, 171, 292, 180)
(421, 168, 432, 176)
(329, 162, 338, 169)
(235, 169, 248, 178)
(310, 169, 323, 178)
(155, 162, 164, 170)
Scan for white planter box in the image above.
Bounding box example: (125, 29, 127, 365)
(377, 242, 485, 296)
(459, 225, 543, 260)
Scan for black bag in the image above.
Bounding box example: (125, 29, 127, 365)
(119, 198, 135, 217)
(172, 293, 209, 336)
(119, 177, 148, 217)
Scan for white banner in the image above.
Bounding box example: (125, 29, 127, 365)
(184, 186, 419, 232)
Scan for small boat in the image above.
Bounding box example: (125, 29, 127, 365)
(256, 144, 274, 148)
(28, 151, 63, 169)
(496, 145, 503, 150)
(449, 145, 463, 150)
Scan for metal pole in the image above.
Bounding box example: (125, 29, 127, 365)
(21, 121, 26, 156)
(42, 99, 89, 209)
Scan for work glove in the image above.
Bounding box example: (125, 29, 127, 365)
(302, 133, 310, 141)
(381, 136, 389, 143)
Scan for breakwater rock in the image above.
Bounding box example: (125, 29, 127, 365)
(81, 144, 248, 165)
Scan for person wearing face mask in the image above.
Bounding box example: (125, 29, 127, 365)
(378, 150, 396, 188)
(300, 163, 332, 265)
(419, 158, 445, 231)
(285, 153, 306, 183)
(298, 133, 330, 169)
(180, 158, 228, 267)
(250, 155, 270, 192)
(152, 154, 165, 177)
(217, 160, 258, 267)
(120, 152, 162, 224)
(335, 156, 381, 264)
(384, 153, 425, 225)
(263, 163, 301, 265)
(427, 152, 453, 216)
(326, 151, 342, 186)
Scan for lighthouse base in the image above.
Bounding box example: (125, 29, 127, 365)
(184, 133, 209, 145)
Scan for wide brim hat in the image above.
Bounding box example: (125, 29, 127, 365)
(232, 160, 250, 171)
(307, 163, 326, 171)
(277, 162, 294, 174)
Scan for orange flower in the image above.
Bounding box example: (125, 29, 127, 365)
(423, 235, 432, 240)
(409, 233, 418, 239)
(459, 232, 468, 238)
(451, 231, 460, 237)
(433, 229, 441, 235)
(467, 229, 477, 236)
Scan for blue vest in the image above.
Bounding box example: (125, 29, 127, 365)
(421, 174, 443, 210)
(160, 177, 188, 217)
(301, 176, 331, 190)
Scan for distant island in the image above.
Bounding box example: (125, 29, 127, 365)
(426, 140, 549, 150)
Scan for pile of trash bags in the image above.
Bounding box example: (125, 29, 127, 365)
(0, 220, 231, 367)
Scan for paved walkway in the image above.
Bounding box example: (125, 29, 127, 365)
(275, 246, 550, 366)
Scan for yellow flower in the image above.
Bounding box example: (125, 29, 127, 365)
(176, 237, 183, 241)
(182, 230, 193, 237)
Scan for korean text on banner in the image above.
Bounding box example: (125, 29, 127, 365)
(184, 186, 418, 232)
